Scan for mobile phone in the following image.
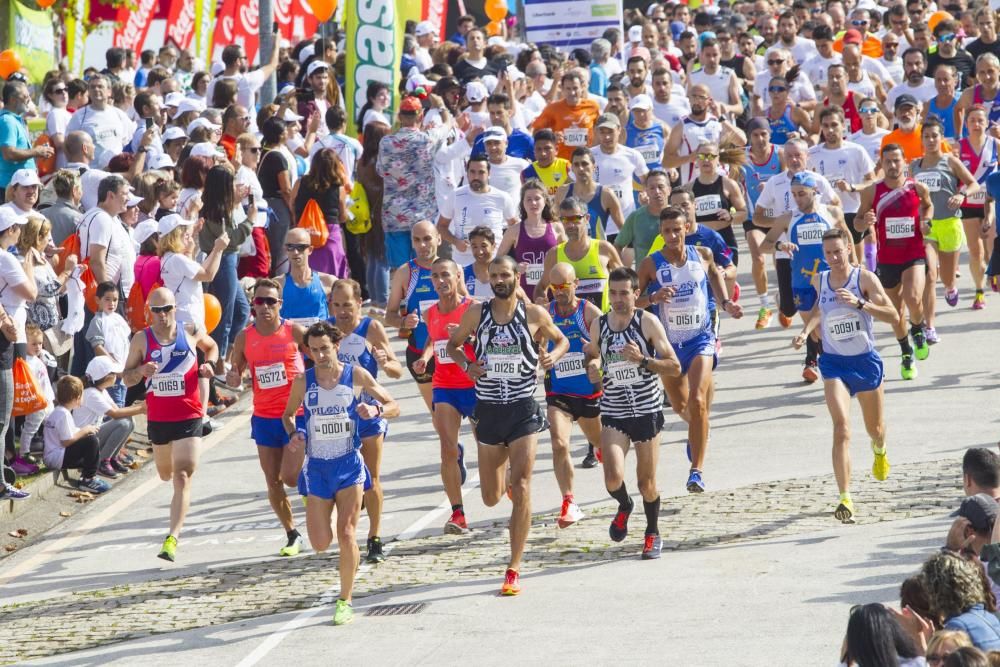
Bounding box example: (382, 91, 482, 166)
(273, 21, 279, 34)
(145, 117, 154, 130)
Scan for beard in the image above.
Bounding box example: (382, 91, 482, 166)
(492, 279, 516, 298)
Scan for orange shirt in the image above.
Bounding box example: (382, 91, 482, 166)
(881, 125, 952, 162)
(531, 99, 601, 161)
(220, 134, 237, 161)
(833, 34, 883, 59)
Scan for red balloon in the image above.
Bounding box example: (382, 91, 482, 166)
(484, 0, 507, 22)
(37, 0, 57, 8)
(307, 0, 337, 22)
(0, 51, 22, 79)
(204, 294, 222, 334)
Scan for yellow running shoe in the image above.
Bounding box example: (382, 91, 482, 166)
(755, 307, 772, 329)
(834, 498, 855, 524)
(871, 443, 890, 481)
(157, 535, 177, 562)
(333, 599, 354, 626)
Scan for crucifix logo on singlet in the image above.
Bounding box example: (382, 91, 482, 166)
(801, 258, 822, 279)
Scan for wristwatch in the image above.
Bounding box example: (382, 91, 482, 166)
(856, 298, 867, 310)
(640, 357, 650, 370)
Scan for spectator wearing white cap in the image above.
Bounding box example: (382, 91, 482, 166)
(205, 43, 281, 123)
(2, 169, 41, 218)
(282, 107, 321, 171)
(73, 354, 143, 477)
(1, 81, 52, 201)
(65, 75, 133, 170)
(172, 98, 205, 131)
(414, 21, 438, 72)
(0, 207, 36, 343)
(157, 212, 228, 329)
(297, 60, 333, 140)
(465, 81, 491, 128)
(453, 28, 499, 84)
(480, 126, 530, 204)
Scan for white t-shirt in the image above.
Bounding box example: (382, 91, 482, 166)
(26, 354, 54, 402)
(879, 57, 905, 86)
(765, 37, 817, 65)
(65, 162, 110, 212)
(206, 70, 268, 116)
(652, 98, 691, 129)
(236, 165, 266, 213)
(592, 144, 649, 222)
(0, 250, 28, 342)
(415, 47, 434, 72)
(46, 107, 72, 169)
(886, 79, 937, 112)
(801, 53, 842, 92)
(73, 386, 115, 428)
(42, 405, 76, 470)
(86, 311, 132, 365)
(849, 128, 890, 163)
(160, 251, 204, 328)
(309, 133, 363, 185)
(689, 67, 737, 111)
(65, 105, 134, 169)
(79, 208, 132, 292)
(487, 156, 531, 207)
(753, 71, 817, 108)
(807, 141, 875, 213)
(440, 185, 518, 266)
(862, 56, 894, 87)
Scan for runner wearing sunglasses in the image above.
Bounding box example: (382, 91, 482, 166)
(275, 227, 336, 328)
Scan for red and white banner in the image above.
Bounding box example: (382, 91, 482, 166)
(165, 0, 196, 50)
(213, 0, 320, 65)
(113, 0, 158, 54)
(422, 0, 447, 41)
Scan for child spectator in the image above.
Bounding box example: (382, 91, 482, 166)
(85, 282, 132, 407)
(18, 323, 55, 468)
(43, 376, 110, 494)
(73, 356, 145, 478)
(154, 178, 181, 221)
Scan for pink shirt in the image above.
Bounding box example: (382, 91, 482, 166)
(134, 254, 162, 300)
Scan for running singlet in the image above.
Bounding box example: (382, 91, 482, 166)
(872, 179, 925, 264)
(649, 247, 714, 347)
(463, 264, 492, 301)
(768, 105, 798, 145)
(521, 159, 571, 194)
(927, 96, 958, 139)
(144, 326, 201, 423)
(556, 240, 609, 312)
(692, 175, 732, 226)
(818, 268, 876, 356)
(335, 317, 384, 426)
(303, 364, 361, 460)
(973, 84, 1000, 125)
(626, 118, 666, 171)
(910, 156, 958, 221)
(473, 299, 539, 403)
(245, 320, 304, 418)
(515, 222, 559, 300)
(840, 92, 863, 134)
(403, 259, 439, 351)
(960, 136, 999, 208)
(546, 300, 599, 398)
(425, 298, 476, 390)
(678, 116, 723, 184)
(566, 182, 610, 240)
(743, 146, 781, 215)
(598, 309, 662, 417)
(280, 271, 329, 327)
(789, 208, 836, 290)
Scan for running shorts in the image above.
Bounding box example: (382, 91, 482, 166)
(472, 397, 547, 446)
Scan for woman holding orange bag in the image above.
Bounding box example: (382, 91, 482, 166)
(293, 148, 349, 278)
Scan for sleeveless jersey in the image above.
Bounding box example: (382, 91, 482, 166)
(335, 316, 386, 433)
(678, 116, 723, 184)
(911, 156, 958, 221)
(841, 92, 863, 134)
(973, 84, 1000, 125)
(625, 117, 666, 170)
(649, 247, 714, 347)
(425, 298, 476, 390)
(302, 363, 361, 460)
(767, 105, 798, 145)
(522, 158, 571, 194)
(959, 136, 999, 208)
(473, 299, 539, 403)
(245, 320, 304, 418)
(818, 268, 876, 357)
(789, 206, 836, 290)
(403, 259, 439, 351)
(144, 326, 201, 423)
(927, 96, 959, 139)
(691, 175, 732, 225)
(280, 271, 329, 327)
(566, 182, 609, 240)
(872, 179, 925, 264)
(463, 264, 493, 301)
(556, 240, 609, 312)
(847, 71, 877, 101)
(515, 222, 559, 300)
(598, 309, 662, 417)
(743, 146, 782, 215)
(545, 300, 599, 398)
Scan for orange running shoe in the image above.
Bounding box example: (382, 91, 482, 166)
(500, 568, 521, 596)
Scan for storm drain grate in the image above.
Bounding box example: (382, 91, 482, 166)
(365, 602, 428, 617)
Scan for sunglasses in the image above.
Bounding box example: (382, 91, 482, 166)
(560, 214, 585, 222)
(550, 282, 574, 291)
(767, 59, 784, 65)
(851, 19, 869, 26)
(241, 115, 252, 122)
(149, 304, 174, 314)
(769, 86, 788, 93)
(938, 33, 956, 41)
(697, 152, 719, 160)
(254, 296, 279, 306)
(859, 107, 879, 114)
(52, 87, 67, 94)
(285, 243, 311, 252)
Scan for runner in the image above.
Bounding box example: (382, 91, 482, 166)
(329, 278, 403, 564)
(957, 105, 998, 311)
(282, 321, 400, 626)
(855, 142, 934, 380)
(226, 278, 309, 557)
(437, 155, 519, 267)
(663, 84, 747, 185)
(638, 207, 742, 493)
(413, 259, 478, 535)
(791, 228, 900, 524)
(464, 226, 529, 302)
(122, 287, 220, 562)
(911, 117, 979, 343)
(590, 113, 649, 236)
(534, 196, 624, 312)
(954, 53, 1000, 134)
(495, 179, 565, 302)
(764, 76, 812, 145)
(520, 129, 572, 195)
(446, 255, 568, 595)
(689, 141, 748, 268)
(585, 266, 681, 559)
(544, 261, 605, 510)
(554, 147, 624, 242)
(741, 118, 783, 328)
(624, 94, 669, 195)
(275, 228, 336, 328)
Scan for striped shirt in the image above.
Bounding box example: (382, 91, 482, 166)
(473, 299, 539, 403)
(598, 309, 662, 417)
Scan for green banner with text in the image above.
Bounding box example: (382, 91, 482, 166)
(9, 0, 56, 84)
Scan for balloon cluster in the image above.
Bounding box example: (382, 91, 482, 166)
(306, 0, 338, 22)
(0, 51, 22, 79)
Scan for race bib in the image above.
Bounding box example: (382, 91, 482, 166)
(667, 306, 703, 332)
(525, 263, 544, 285)
(418, 300, 438, 320)
(554, 352, 587, 378)
(609, 185, 625, 201)
(884, 216, 915, 239)
(606, 360, 640, 386)
(290, 317, 320, 328)
(695, 194, 723, 216)
(150, 372, 184, 397)
(967, 189, 987, 205)
(487, 353, 521, 379)
(795, 222, 826, 245)
(434, 339, 454, 364)
(312, 413, 355, 439)
(255, 362, 287, 390)
(639, 144, 662, 163)
(827, 312, 863, 342)
(577, 278, 605, 294)
(915, 171, 941, 192)
(564, 127, 588, 147)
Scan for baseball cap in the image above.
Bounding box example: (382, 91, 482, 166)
(629, 94, 653, 111)
(148, 153, 176, 170)
(279, 38, 291, 49)
(210, 61, 225, 77)
(628, 24, 643, 43)
(282, 108, 304, 123)
(277, 82, 296, 98)
(415, 20, 435, 37)
(465, 81, 488, 103)
(133, 219, 159, 245)
(173, 98, 206, 120)
(189, 142, 224, 159)
(791, 172, 819, 189)
(952, 493, 999, 533)
(399, 96, 423, 114)
(298, 44, 316, 64)
(10, 169, 41, 188)
(163, 92, 185, 108)
(126, 192, 143, 208)
(894, 93, 919, 110)
(596, 112, 621, 129)
(487, 36, 507, 48)
(843, 28, 864, 45)
(482, 74, 499, 94)
(162, 126, 186, 143)
(85, 356, 123, 382)
(0, 207, 27, 233)
(186, 117, 220, 134)
(157, 213, 195, 237)
(482, 126, 507, 142)
(306, 60, 329, 77)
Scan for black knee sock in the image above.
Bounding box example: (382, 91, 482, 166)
(898, 336, 913, 356)
(805, 336, 819, 364)
(451, 504, 464, 513)
(909, 321, 924, 338)
(644, 496, 661, 536)
(609, 482, 631, 511)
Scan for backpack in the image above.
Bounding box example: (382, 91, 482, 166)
(297, 198, 328, 249)
(125, 255, 162, 332)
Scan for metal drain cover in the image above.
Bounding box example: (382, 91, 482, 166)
(365, 602, 428, 617)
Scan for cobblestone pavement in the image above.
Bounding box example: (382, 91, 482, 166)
(1, 456, 960, 664)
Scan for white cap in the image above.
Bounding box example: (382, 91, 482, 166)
(133, 219, 159, 244)
(157, 213, 194, 237)
(482, 74, 499, 94)
(164, 92, 185, 108)
(187, 117, 220, 134)
(10, 169, 41, 188)
(482, 126, 507, 142)
(415, 21, 435, 37)
(487, 36, 506, 47)
(298, 44, 315, 64)
(210, 61, 225, 77)
(277, 82, 296, 97)
(162, 126, 186, 142)
(629, 93, 654, 111)
(279, 38, 291, 49)
(362, 110, 391, 129)
(189, 142, 223, 159)
(306, 60, 329, 77)
(126, 193, 143, 208)
(148, 153, 176, 170)
(507, 67, 525, 82)
(282, 108, 304, 122)
(0, 207, 28, 232)
(174, 98, 206, 120)
(628, 25, 643, 43)
(86, 355, 123, 382)
(465, 81, 488, 103)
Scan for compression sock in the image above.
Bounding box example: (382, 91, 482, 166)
(451, 504, 464, 514)
(609, 482, 631, 511)
(898, 336, 913, 356)
(643, 496, 661, 536)
(805, 336, 819, 364)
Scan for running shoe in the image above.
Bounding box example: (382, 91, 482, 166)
(871, 443, 890, 481)
(557, 498, 584, 529)
(118, 451, 135, 466)
(834, 498, 856, 524)
(778, 313, 794, 328)
(641, 533, 662, 560)
(9, 456, 38, 476)
(945, 288, 959, 307)
(754, 307, 772, 329)
(731, 282, 741, 303)
(500, 568, 521, 596)
(926, 326, 941, 345)
(609, 497, 634, 542)
(78, 477, 110, 493)
(912, 329, 930, 361)
(444, 509, 469, 534)
(686, 469, 705, 493)
(97, 460, 120, 479)
(0, 483, 30, 501)
(802, 361, 819, 384)
(279, 532, 303, 557)
(992, 275, 1000, 293)
(158, 535, 178, 562)
(365, 536, 386, 563)
(333, 599, 354, 625)
(973, 292, 986, 310)
(110, 458, 130, 474)
(581, 449, 598, 468)
(457, 443, 467, 486)
(900, 354, 918, 380)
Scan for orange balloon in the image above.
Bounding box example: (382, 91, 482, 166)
(307, 0, 337, 22)
(486, 20, 503, 36)
(37, 0, 57, 7)
(927, 10, 953, 33)
(484, 0, 507, 22)
(204, 293, 222, 334)
(0, 51, 22, 79)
